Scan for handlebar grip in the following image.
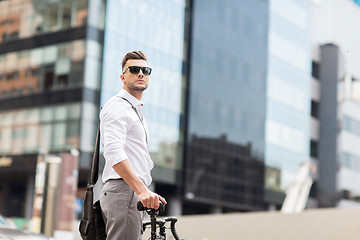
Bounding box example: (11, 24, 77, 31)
(137, 201, 166, 212)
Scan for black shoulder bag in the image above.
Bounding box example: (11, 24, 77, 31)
(79, 124, 107, 240)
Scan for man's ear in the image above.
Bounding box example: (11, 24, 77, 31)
(120, 74, 125, 84)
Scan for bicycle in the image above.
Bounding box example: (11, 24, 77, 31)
(137, 201, 182, 240)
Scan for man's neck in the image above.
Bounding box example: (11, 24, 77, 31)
(124, 88, 143, 101)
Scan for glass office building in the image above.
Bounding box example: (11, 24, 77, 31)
(100, 0, 186, 188)
(184, 0, 269, 212)
(265, 0, 312, 205)
(101, 0, 270, 214)
(0, 0, 105, 219)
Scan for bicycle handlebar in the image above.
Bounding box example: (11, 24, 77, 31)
(137, 201, 182, 240)
(163, 217, 180, 240)
(137, 201, 166, 213)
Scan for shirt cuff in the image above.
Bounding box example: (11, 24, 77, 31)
(104, 150, 129, 167)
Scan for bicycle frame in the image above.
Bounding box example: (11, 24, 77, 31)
(137, 201, 181, 240)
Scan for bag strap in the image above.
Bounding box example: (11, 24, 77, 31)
(88, 121, 100, 186)
(121, 97, 148, 145)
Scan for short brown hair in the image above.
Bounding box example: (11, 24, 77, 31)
(122, 51, 147, 70)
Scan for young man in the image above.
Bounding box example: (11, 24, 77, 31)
(100, 51, 167, 239)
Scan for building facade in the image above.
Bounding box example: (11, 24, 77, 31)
(99, 0, 187, 216)
(183, 0, 269, 213)
(311, 0, 360, 208)
(0, 0, 105, 223)
(265, 0, 312, 208)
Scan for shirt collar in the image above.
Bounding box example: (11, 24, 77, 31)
(118, 89, 144, 108)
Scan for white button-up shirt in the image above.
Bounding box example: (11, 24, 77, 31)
(100, 89, 154, 186)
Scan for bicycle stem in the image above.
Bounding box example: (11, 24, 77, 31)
(150, 212, 157, 239)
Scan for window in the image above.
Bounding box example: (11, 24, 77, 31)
(52, 122, 66, 148)
(0, 104, 82, 155)
(69, 61, 84, 87)
(66, 121, 80, 147)
(0, 0, 90, 42)
(47, 4, 59, 32)
(341, 152, 360, 172)
(343, 116, 360, 136)
(312, 61, 320, 80)
(75, 0, 88, 27)
(28, 67, 41, 93)
(310, 140, 318, 158)
(311, 100, 319, 118)
(32, 9, 46, 34)
(61, 1, 72, 29)
(39, 123, 52, 150)
(0, 128, 12, 153)
(44, 65, 55, 90)
(57, 74, 68, 88)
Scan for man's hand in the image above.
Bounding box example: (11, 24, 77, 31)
(138, 189, 167, 210)
(112, 160, 167, 209)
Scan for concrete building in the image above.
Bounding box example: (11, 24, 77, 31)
(310, 0, 360, 208)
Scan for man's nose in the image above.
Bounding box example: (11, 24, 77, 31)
(138, 69, 144, 76)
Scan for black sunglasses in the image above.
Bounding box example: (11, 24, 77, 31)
(122, 66, 152, 76)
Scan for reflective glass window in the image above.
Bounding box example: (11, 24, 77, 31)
(32, 9, 46, 34)
(75, 0, 88, 27)
(0, 112, 13, 127)
(13, 111, 26, 126)
(24, 125, 39, 152)
(11, 126, 26, 154)
(0, 0, 88, 41)
(72, 40, 86, 61)
(44, 65, 55, 90)
(101, 0, 186, 183)
(62, 1, 72, 29)
(18, 50, 29, 68)
(69, 61, 84, 87)
(43, 46, 57, 65)
(40, 107, 53, 123)
(19, 3, 33, 39)
(30, 48, 43, 66)
(0, 40, 86, 99)
(66, 121, 80, 147)
(58, 43, 71, 59)
(54, 105, 67, 121)
(25, 109, 40, 125)
(27, 66, 42, 93)
(39, 123, 52, 150)
(67, 103, 81, 120)
(47, 4, 58, 32)
(52, 122, 66, 148)
(0, 128, 12, 153)
(0, 103, 82, 155)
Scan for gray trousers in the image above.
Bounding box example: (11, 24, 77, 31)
(100, 179, 143, 240)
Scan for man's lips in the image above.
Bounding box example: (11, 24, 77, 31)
(136, 80, 145, 83)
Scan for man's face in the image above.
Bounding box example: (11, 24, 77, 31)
(121, 59, 150, 92)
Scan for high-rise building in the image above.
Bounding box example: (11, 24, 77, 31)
(265, 0, 312, 208)
(311, 0, 360, 208)
(99, 0, 187, 215)
(183, 0, 269, 213)
(0, 0, 105, 221)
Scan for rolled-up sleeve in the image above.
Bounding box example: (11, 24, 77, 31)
(101, 106, 129, 167)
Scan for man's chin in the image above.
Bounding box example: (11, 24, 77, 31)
(130, 86, 147, 91)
